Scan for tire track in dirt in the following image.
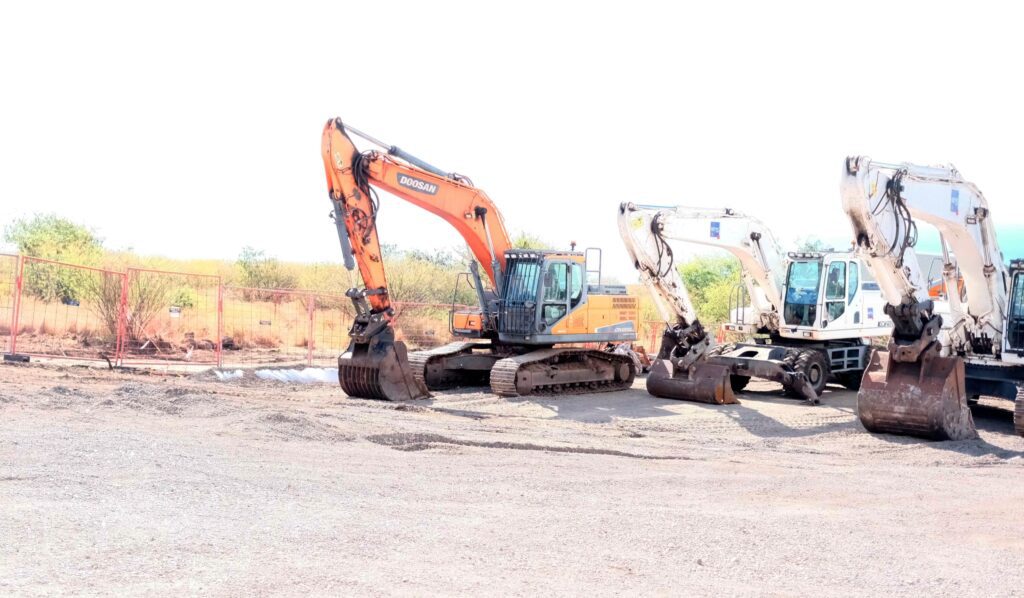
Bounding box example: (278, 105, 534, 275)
(365, 432, 684, 460)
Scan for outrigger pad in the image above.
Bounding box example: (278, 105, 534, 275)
(857, 349, 977, 441)
(338, 339, 430, 401)
(646, 359, 738, 405)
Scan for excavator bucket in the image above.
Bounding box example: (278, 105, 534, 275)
(646, 359, 737, 404)
(338, 339, 430, 401)
(857, 349, 977, 440)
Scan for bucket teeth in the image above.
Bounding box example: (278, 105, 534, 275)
(857, 349, 977, 441)
(646, 359, 737, 404)
(338, 340, 430, 401)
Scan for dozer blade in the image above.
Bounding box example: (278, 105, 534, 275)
(646, 359, 737, 404)
(338, 340, 430, 401)
(857, 349, 977, 441)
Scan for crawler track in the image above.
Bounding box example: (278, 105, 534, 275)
(408, 342, 491, 389)
(490, 348, 635, 397)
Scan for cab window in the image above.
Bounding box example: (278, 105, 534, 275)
(825, 261, 847, 320)
(544, 263, 568, 302)
(784, 260, 821, 326)
(847, 262, 859, 302)
(570, 263, 584, 306)
(543, 262, 568, 325)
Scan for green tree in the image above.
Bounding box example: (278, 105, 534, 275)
(236, 247, 298, 293)
(797, 237, 829, 252)
(677, 256, 742, 326)
(4, 214, 103, 263)
(406, 247, 458, 268)
(4, 214, 104, 302)
(511, 231, 549, 250)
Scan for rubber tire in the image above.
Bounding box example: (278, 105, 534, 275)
(786, 349, 829, 397)
(730, 375, 751, 392)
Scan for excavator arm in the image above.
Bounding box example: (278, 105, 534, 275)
(320, 118, 513, 401)
(321, 118, 513, 302)
(840, 155, 1011, 439)
(641, 204, 787, 334)
(618, 203, 733, 403)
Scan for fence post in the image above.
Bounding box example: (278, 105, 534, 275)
(216, 281, 224, 368)
(114, 271, 130, 365)
(9, 256, 24, 355)
(306, 293, 315, 366)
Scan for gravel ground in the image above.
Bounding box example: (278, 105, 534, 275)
(2, 362, 1023, 596)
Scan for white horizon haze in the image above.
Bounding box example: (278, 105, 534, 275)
(2, 1, 1023, 283)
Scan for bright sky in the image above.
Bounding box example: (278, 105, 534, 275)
(2, 1, 1022, 283)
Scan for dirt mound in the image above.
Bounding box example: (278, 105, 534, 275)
(256, 411, 353, 442)
(100, 383, 235, 417)
(36, 385, 93, 410)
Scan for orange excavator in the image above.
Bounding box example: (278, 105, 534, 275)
(321, 118, 639, 401)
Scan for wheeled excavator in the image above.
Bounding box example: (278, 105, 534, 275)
(841, 156, 1024, 439)
(321, 118, 638, 401)
(619, 203, 893, 404)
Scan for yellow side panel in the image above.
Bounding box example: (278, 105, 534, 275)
(550, 295, 638, 335)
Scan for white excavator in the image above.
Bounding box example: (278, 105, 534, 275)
(618, 203, 892, 405)
(841, 156, 1024, 440)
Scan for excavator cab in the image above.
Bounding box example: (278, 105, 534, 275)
(1005, 260, 1024, 357)
(781, 251, 889, 340)
(495, 250, 637, 345)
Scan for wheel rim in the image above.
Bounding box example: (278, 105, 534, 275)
(808, 364, 823, 386)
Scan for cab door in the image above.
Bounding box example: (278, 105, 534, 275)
(821, 258, 862, 332)
(538, 259, 586, 333)
(1006, 267, 1024, 357)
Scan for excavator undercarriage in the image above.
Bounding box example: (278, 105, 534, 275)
(408, 342, 636, 397)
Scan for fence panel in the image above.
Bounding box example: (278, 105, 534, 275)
(308, 292, 354, 366)
(117, 268, 221, 366)
(220, 287, 320, 367)
(392, 302, 464, 350)
(1, 254, 20, 354)
(2, 252, 493, 370)
(10, 257, 125, 362)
